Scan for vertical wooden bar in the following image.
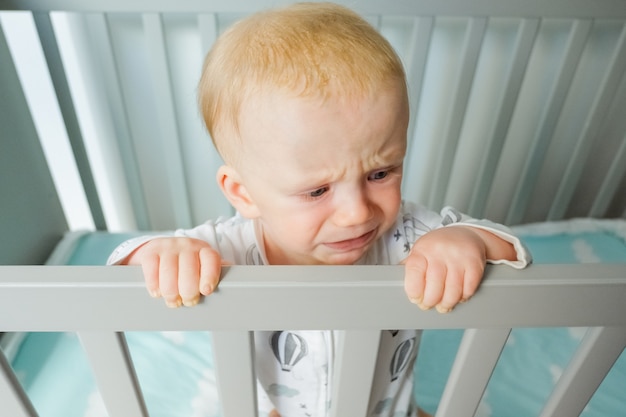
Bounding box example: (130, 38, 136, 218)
(329, 330, 381, 417)
(589, 130, 626, 217)
(84, 12, 151, 230)
(142, 12, 193, 229)
(402, 16, 434, 204)
(468, 18, 539, 217)
(197, 13, 217, 55)
(436, 328, 511, 417)
(212, 331, 258, 417)
(428, 17, 487, 210)
(0, 348, 38, 417)
(78, 331, 149, 417)
(197, 12, 236, 218)
(32, 12, 107, 231)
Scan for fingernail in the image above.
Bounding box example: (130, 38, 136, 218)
(409, 296, 423, 305)
(149, 289, 161, 298)
(182, 296, 200, 307)
(166, 298, 182, 308)
(436, 305, 452, 314)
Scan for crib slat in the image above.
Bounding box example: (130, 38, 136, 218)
(468, 18, 539, 217)
(78, 332, 149, 417)
(539, 326, 626, 417)
(548, 24, 626, 220)
(196, 12, 237, 220)
(428, 17, 487, 209)
(0, 348, 38, 417)
(402, 16, 434, 204)
(589, 130, 626, 217)
(142, 13, 193, 229)
(506, 19, 592, 225)
(212, 331, 258, 417)
(330, 330, 381, 417)
(436, 328, 511, 417)
(83, 12, 152, 230)
(32, 12, 107, 231)
(198, 13, 217, 54)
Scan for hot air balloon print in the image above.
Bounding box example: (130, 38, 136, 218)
(389, 337, 416, 382)
(271, 331, 308, 372)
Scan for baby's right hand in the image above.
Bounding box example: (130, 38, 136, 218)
(123, 237, 222, 308)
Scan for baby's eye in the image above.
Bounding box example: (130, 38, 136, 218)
(369, 170, 389, 181)
(308, 187, 328, 198)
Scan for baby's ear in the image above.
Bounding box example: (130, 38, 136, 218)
(217, 165, 261, 219)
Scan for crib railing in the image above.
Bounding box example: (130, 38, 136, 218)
(1, 264, 626, 417)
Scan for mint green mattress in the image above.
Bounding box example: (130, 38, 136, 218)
(8, 219, 626, 417)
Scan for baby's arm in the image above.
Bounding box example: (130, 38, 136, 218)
(122, 237, 222, 308)
(403, 225, 518, 313)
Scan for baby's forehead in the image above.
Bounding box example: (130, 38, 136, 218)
(216, 78, 408, 166)
(242, 85, 406, 139)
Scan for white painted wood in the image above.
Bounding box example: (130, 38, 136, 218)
(1, 265, 625, 331)
(330, 331, 381, 417)
(212, 331, 258, 417)
(78, 332, 148, 417)
(589, 131, 626, 217)
(0, 348, 37, 417)
(2, 0, 626, 18)
(468, 18, 539, 217)
(436, 328, 511, 417)
(84, 13, 152, 230)
(198, 13, 217, 55)
(142, 13, 193, 229)
(402, 16, 434, 204)
(428, 17, 487, 209)
(32, 12, 107, 230)
(506, 19, 592, 224)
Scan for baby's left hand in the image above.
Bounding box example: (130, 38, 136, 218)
(403, 226, 511, 313)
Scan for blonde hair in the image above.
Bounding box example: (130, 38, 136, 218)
(198, 2, 407, 162)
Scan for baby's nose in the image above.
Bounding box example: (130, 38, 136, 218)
(333, 192, 373, 227)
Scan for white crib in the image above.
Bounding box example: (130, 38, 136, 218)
(1, 0, 626, 416)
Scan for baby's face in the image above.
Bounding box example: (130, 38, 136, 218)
(236, 82, 409, 265)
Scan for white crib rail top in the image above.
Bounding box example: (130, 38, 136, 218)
(1, 264, 625, 331)
(1, 0, 626, 17)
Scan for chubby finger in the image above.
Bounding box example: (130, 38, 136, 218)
(403, 253, 428, 306)
(420, 261, 446, 311)
(178, 250, 201, 307)
(141, 253, 161, 298)
(461, 262, 485, 302)
(199, 247, 222, 296)
(159, 253, 182, 308)
(435, 266, 464, 314)
(269, 410, 282, 417)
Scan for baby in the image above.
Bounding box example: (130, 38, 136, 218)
(109, 3, 530, 416)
